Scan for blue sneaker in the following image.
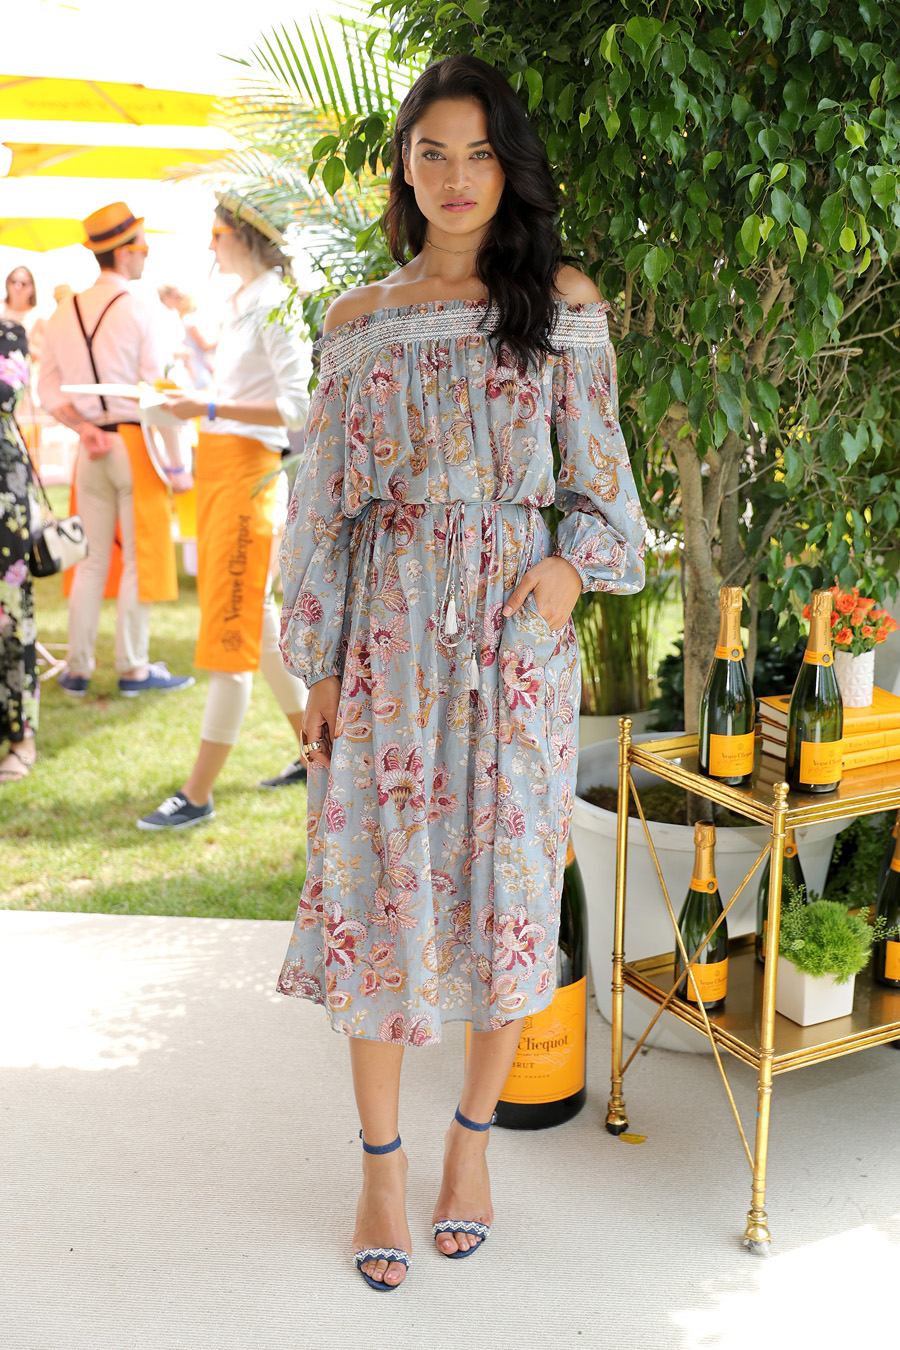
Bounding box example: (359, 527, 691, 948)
(137, 792, 214, 832)
(58, 670, 89, 697)
(119, 662, 195, 697)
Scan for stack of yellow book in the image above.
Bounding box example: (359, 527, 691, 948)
(758, 687, 900, 784)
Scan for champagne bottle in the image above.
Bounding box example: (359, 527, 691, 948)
(698, 586, 755, 787)
(874, 830, 900, 989)
(755, 827, 807, 964)
(786, 590, 844, 794)
(674, 821, 728, 1013)
(877, 810, 900, 896)
(494, 841, 588, 1129)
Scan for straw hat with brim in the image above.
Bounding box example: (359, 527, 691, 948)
(215, 191, 288, 246)
(83, 202, 145, 252)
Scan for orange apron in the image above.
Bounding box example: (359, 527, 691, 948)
(63, 424, 177, 603)
(194, 432, 279, 673)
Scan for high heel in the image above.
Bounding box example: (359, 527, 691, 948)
(353, 1132, 411, 1292)
(431, 1106, 496, 1259)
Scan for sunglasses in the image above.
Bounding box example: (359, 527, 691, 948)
(211, 225, 234, 239)
(124, 243, 149, 255)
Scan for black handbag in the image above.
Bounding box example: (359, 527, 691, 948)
(27, 461, 89, 578)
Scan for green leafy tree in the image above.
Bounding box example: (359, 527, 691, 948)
(306, 0, 900, 728)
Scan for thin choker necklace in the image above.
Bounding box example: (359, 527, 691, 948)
(424, 238, 478, 255)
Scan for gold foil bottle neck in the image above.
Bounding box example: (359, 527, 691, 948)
(809, 589, 833, 620)
(719, 586, 743, 612)
(693, 820, 716, 849)
(784, 826, 798, 857)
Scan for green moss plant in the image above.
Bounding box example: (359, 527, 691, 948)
(778, 883, 894, 985)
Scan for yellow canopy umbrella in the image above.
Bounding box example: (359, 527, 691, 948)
(0, 218, 168, 252)
(0, 75, 216, 126)
(4, 141, 225, 179)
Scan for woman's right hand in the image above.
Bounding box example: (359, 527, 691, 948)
(303, 675, 341, 768)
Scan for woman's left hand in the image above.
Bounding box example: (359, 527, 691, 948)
(502, 555, 583, 631)
(161, 394, 206, 420)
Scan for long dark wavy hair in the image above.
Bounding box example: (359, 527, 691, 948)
(383, 56, 562, 371)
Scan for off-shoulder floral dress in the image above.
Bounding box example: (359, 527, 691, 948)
(276, 299, 645, 1045)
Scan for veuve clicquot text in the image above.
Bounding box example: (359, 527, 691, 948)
(755, 827, 806, 964)
(674, 820, 728, 1013)
(698, 586, 755, 786)
(877, 809, 900, 896)
(874, 830, 900, 988)
(786, 590, 844, 794)
(494, 841, 587, 1129)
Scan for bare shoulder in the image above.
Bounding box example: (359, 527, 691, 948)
(554, 265, 604, 305)
(323, 279, 404, 333)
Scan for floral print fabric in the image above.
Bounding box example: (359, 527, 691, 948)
(0, 319, 39, 743)
(277, 300, 645, 1043)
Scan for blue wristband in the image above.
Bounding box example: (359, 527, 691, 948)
(207, 401, 216, 421)
(164, 467, 181, 476)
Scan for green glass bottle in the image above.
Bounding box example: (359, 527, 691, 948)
(755, 827, 807, 964)
(786, 590, 844, 794)
(876, 810, 900, 897)
(698, 586, 755, 787)
(874, 830, 900, 989)
(494, 841, 587, 1130)
(675, 821, 728, 1014)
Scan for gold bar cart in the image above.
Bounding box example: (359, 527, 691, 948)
(606, 717, 900, 1253)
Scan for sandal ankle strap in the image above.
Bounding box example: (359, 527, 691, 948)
(359, 1129, 401, 1155)
(454, 1106, 497, 1132)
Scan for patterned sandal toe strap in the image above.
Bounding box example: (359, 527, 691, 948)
(431, 1220, 490, 1241)
(354, 1247, 411, 1271)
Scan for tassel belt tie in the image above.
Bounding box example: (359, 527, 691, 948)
(363, 499, 541, 691)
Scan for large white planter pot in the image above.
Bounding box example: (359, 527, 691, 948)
(774, 957, 856, 1025)
(579, 710, 654, 748)
(571, 733, 852, 1053)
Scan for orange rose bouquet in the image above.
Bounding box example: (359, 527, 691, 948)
(801, 587, 899, 657)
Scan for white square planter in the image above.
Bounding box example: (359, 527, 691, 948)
(774, 956, 856, 1026)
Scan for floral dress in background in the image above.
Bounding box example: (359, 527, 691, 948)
(0, 319, 39, 745)
(276, 299, 646, 1044)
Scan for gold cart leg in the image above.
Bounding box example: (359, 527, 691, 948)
(606, 717, 632, 1136)
(743, 781, 789, 1254)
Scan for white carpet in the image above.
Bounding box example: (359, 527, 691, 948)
(1, 909, 899, 1350)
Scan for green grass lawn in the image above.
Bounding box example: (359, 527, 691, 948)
(1, 515, 307, 920)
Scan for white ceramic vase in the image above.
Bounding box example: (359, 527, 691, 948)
(833, 648, 875, 708)
(773, 956, 856, 1026)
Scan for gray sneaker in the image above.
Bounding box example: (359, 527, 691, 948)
(120, 662, 195, 697)
(258, 759, 308, 789)
(137, 792, 214, 832)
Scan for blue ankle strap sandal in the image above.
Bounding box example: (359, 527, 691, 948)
(431, 1106, 496, 1260)
(354, 1131, 411, 1292)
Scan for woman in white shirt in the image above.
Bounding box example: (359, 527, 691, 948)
(138, 195, 310, 831)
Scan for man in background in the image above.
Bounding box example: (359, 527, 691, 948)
(39, 201, 194, 698)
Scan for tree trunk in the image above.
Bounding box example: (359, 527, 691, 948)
(671, 434, 722, 734)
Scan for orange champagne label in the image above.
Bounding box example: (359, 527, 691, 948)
(885, 942, 900, 981)
(803, 649, 834, 666)
(709, 731, 755, 776)
(690, 876, 718, 892)
(685, 958, 728, 1003)
(565, 841, 576, 868)
(799, 739, 843, 784)
(891, 857, 900, 874)
(715, 644, 745, 661)
(498, 977, 587, 1105)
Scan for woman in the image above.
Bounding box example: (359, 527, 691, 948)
(137, 194, 310, 831)
(276, 56, 646, 1290)
(0, 318, 39, 783)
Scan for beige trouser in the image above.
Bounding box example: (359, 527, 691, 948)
(200, 598, 307, 746)
(67, 434, 150, 676)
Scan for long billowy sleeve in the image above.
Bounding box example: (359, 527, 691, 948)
(552, 324, 646, 595)
(279, 370, 355, 687)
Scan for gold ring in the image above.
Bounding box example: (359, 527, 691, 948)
(302, 738, 323, 755)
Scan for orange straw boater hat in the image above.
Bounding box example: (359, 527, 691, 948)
(82, 202, 145, 252)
